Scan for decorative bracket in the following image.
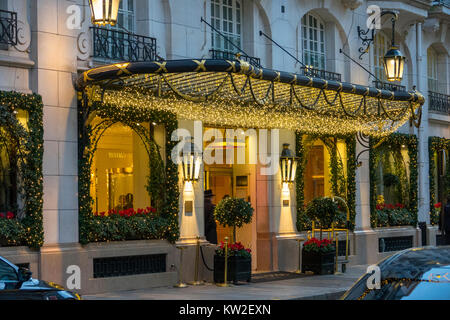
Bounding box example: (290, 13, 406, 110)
(357, 10, 399, 60)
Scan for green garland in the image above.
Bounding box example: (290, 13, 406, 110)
(78, 93, 179, 244)
(295, 132, 356, 231)
(369, 133, 418, 227)
(0, 91, 44, 248)
(428, 136, 450, 225)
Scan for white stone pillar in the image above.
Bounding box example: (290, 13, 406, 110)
(177, 119, 204, 243)
(416, 22, 430, 224)
(354, 139, 378, 264)
(30, 0, 79, 245)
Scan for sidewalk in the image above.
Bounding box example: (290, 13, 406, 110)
(83, 265, 368, 300)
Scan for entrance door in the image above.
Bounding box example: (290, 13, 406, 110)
(205, 167, 251, 243)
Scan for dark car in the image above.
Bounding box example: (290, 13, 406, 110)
(341, 246, 450, 300)
(0, 256, 81, 300)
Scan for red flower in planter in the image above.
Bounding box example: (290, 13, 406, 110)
(0, 213, 5, 218)
(6, 212, 14, 219)
(434, 202, 442, 209)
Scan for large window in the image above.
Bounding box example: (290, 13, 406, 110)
(303, 137, 348, 204)
(372, 33, 388, 82)
(90, 120, 150, 213)
(427, 46, 438, 92)
(301, 13, 326, 70)
(210, 0, 242, 52)
(114, 0, 135, 32)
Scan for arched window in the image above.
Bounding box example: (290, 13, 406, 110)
(90, 119, 150, 213)
(427, 47, 438, 92)
(372, 33, 388, 82)
(301, 13, 326, 70)
(211, 0, 242, 52)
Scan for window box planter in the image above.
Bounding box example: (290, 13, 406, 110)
(213, 255, 251, 284)
(302, 250, 335, 275)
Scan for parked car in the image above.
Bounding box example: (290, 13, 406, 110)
(341, 246, 450, 300)
(0, 256, 81, 300)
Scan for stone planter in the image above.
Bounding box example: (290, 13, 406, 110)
(214, 255, 251, 284)
(302, 250, 335, 275)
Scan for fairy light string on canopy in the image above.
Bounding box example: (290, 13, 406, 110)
(77, 59, 424, 138)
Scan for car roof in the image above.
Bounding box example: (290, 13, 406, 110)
(0, 256, 19, 272)
(379, 246, 450, 280)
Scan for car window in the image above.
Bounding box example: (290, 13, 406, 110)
(0, 260, 18, 281)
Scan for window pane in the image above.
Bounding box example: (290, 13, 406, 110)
(90, 120, 151, 213)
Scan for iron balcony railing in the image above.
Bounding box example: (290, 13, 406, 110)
(300, 66, 341, 82)
(0, 9, 17, 46)
(429, 91, 450, 114)
(209, 49, 262, 68)
(373, 81, 406, 92)
(91, 26, 158, 62)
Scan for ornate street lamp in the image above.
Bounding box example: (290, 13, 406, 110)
(280, 143, 299, 184)
(383, 46, 405, 82)
(181, 140, 202, 183)
(357, 10, 405, 82)
(88, 0, 121, 26)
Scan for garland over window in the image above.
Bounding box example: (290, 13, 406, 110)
(428, 136, 450, 225)
(295, 132, 356, 231)
(78, 92, 179, 244)
(0, 91, 44, 248)
(369, 133, 418, 227)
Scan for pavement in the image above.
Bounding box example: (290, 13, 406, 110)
(83, 264, 368, 300)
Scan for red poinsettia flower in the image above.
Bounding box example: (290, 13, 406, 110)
(434, 202, 442, 209)
(6, 212, 14, 219)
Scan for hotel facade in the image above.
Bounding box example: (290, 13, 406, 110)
(0, 0, 448, 294)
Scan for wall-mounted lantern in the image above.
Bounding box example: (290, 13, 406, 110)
(383, 46, 405, 82)
(280, 143, 299, 184)
(88, 0, 121, 26)
(181, 140, 202, 183)
(357, 10, 405, 82)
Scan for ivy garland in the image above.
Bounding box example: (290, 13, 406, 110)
(78, 93, 179, 244)
(295, 132, 356, 231)
(369, 133, 418, 227)
(0, 91, 44, 248)
(428, 136, 450, 225)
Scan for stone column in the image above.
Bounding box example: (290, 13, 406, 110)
(270, 129, 300, 272)
(416, 22, 430, 224)
(177, 119, 204, 243)
(30, 0, 79, 246)
(354, 140, 378, 264)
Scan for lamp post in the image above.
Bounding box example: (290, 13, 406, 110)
(357, 10, 405, 82)
(88, 0, 121, 26)
(279, 143, 299, 184)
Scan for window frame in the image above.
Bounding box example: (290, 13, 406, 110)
(301, 13, 326, 70)
(427, 46, 438, 93)
(371, 31, 389, 83)
(210, 0, 242, 52)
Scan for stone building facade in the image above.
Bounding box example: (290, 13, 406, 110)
(0, 0, 448, 294)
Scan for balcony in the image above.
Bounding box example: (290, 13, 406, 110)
(300, 66, 341, 82)
(429, 91, 450, 114)
(91, 27, 158, 62)
(209, 49, 262, 68)
(373, 81, 406, 92)
(0, 9, 17, 46)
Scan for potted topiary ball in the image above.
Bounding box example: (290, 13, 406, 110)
(213, 197, 253, 284)
(214, 197, 253, 243)
(303, 197, 338, 275)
